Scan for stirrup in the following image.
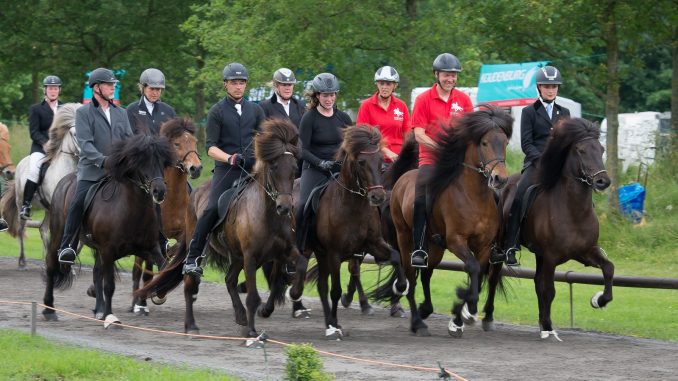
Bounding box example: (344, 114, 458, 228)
(19, 205, 32, 220)
(0, 218, 8, 232)
(182, 262, 203, 277)
(410, 249, 428, 268)
(58, 247, 77, 264)
(505, 248, 520, 267)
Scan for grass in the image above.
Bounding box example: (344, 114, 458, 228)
(2, 123, 677, 342)
(0, 329, 238, 380)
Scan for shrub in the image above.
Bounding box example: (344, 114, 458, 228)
(284, 343, 333, 381)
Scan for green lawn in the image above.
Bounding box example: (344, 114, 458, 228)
(0, 329, 238, 381)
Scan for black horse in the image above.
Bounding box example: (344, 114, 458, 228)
(42, 135, 174, 324)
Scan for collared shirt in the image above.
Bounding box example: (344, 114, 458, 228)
(276, 92, 291, 116)
(356, 92, 411, 161)
(102, 105, 111, 124)
(411, 84, 473, 165)
(144, 97, 155, 115)
(540, 97, 555, 119)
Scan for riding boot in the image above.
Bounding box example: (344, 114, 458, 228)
(183, 207, 219, 278)
(58, 180, 92, 264)
(410, 193, 428, 268)
(0, 217, 8, 232)
(495, 192, 523, 267)
(20, 180, 38, 220)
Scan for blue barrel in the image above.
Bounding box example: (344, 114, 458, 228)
(618, 182, 645, 224)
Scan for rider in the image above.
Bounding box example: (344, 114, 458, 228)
(57, 68, 134, 264)
(409, 53, 473, 268)
(182, 63, 265, 278)
(295, 73, 352, 251)
(260, 68, 306, 128)
(356, 66, 411, 166)
(126, 68, 176, 135)
(493, 65, 571, 266)
(20, 75, 64, 220)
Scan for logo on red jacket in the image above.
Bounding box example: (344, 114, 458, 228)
(450, 102, 464, 116)
(393, 107, 404, 121)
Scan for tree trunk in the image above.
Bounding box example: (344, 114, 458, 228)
(193, 44, 206, 150)
(604, 2, 621, 213)
(400, 0, 417, 109)
(671, 25, 678, 161)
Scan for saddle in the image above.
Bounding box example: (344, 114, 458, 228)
(296, 176, 332, 252)
(83, 177, 112, 218)
(519, 184, 542, 226)
(35, 161, 51, 209)
(214, 177, 252, 231)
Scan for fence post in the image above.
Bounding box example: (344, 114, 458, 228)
(31, 301, 37, 336)
(569, 283, 574, 329)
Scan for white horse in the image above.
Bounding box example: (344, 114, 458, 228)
(0, 103, 81, 269)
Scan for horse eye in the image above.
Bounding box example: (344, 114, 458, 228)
(358, 159, 366, 166)
(174, 143, 180, 148)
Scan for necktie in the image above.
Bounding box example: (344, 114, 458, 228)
(546, 103, 553, 119)
(235, 103, 242, 116)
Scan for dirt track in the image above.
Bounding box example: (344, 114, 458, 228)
(1, 257, 676, 380)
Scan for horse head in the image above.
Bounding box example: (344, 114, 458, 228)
(160, 118, 203, 179)
(108, 135, 174, 205)
(0, 123, 15, 180)
(475, 127, 510, 190)
(46, 103, 82, 162)
(339, 125, 386, 206)
(553, 119, 610, 192)
(254, 118, 300, 216)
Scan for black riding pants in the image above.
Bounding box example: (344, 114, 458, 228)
(187, 166, 247, 261)
(294, 163, 331, 250)
(59, 179, 96, 250)
(504, 164, 538, 250)
(412, 165, 433, 252)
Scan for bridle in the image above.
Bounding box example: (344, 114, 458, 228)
(60, 127, 80, 159)
(175, 149, 201, 173)
(572, 137, 607, 188)
(129, 175, 165, 196)
(332, 146, 384, 197)
(462, 142, 506, 185)
(260, 151, 295, 203)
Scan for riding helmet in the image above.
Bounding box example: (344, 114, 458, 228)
(536, 65, 562, 85)
(43, 75, 62, 87)
(374, 66, 400, 83)
(88, 68, 118, 88)
(222, 63, 249, 81)
(139, 68, 166, 89)
(432, 53, 462, 72)
(311, 73, 340, 93)
(273, 68, 296, 84)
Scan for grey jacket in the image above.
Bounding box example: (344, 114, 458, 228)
(75, 98, 133, 181)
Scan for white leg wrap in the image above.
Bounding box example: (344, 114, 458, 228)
(103, 314, 121, 329)
(285, 287, 302, 303)
(448, 319, 464, 333)
(590, 291, 604, 309)
(461, 303, 478, 323)
(540, 330, 563, 341)
(325, 325, 343, 339)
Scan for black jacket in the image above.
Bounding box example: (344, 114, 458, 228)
(205, 96, 265, 169)
(28, 100, 62, 153)
(259, 93, 306, 128)
(126, 97, 176, 136)
(521, 99, 570, 169)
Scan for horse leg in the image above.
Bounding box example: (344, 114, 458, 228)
(39, 213, 50, 264)
(136, 260, 153, 316)
(92, 255, 106, 320)
(418, 267, 434, 319)
(102, 258, 117, 319)
(244, 256, 261, 338)
(315, 254, 338, 339)
(535, 257, 559, 338)
(258, 262, 279, 318)
(130, 257, 143, 313)
(581, 246, 615, 309)
(18, 221, 26, 270)
(481, 262, 504, 331)
(341, 258, 359, 308)
(183, 273, 202, 334)
(328, 254, 343, 330)
(42, 246, 60, 321)
(404, 267, 428, 336)
(224, 258, 247, 330)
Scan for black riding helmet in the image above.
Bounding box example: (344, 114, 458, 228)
(88, 68, 118, 88)
(223, 63, 248, 81)
(311, 73, 340, 93)
(43, 75, 62, 87)
(432, 53, 462, 73)
(536, 65, 562, 85)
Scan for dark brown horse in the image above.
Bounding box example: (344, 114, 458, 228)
(42, 135, 174, 323)
(488, 118, 613, 340)
(129, 118, 202, 315)
(377, 106, 512, 337)
(303, 125, 409, 339)
(136, 119, 306, 338)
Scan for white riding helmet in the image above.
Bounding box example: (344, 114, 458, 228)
(374, 66, 400, 83)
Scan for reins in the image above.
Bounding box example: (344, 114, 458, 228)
(331, 146, 384, 198)
(572, 137, 608, 189)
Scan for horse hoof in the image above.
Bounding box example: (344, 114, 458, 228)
(482, 320, 495, 332)
(87, 285, 96, 298)
(361, 305, 374, 316)
(186, 328, 200, 338)
(104, 314, 121, 329)
(292, 309, 311, 319)
(414, 327, 430, 337)
(239, 325, 250, 337)
(257, 307, 272, 318)
(390, 304, 406, 318)
(590, 291, 605, 309)
(340, 293, 352, 308)
(18, 265, 28, 272)
(325, 325, 343, 341)
(448, 320, 464, 338)
(461, 303, 478, 325)
(133, 305, 149, 316)
(151, 294, 167, 305)
(43, 312, 58, 322)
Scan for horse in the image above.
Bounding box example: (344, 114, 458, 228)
(136, 119, 306, 338)
(42, 135, 174, 323)
(375, 106, 512, 337)
(128, 117, 202, 316)
(303, 125, 409, 340)
(487, 117, 613, 340)
(0, 104, 81, 269)
(0, 122, 15, 180)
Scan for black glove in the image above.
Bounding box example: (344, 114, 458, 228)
(317, 160, 335, 171)
(228, 153, 245, 167)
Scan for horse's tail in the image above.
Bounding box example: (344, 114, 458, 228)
(269, 262, 289, 307)
(368, 265, 398, 303)
(0, 181, 22, 238)
(41, 261, 76, 290)
(134, 239, 187, 299)
(305, 260, 319, 287)
(383, 132, 418, 189)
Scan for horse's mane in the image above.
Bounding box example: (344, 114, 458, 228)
(538, 117, 600, 190)
(107, 135, 175, 182)
(159, 117, 196, 139)
(336, 125, 383, 161)
(0, 122, 8, 140)
(429, 106, 513, 202)
(383, 132, 418, 189)
(254, 118, 300, 164)
(45, 103, 82, 161)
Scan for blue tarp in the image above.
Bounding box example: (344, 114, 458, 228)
(618, 182, 646, 224)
